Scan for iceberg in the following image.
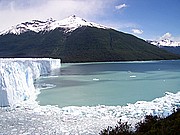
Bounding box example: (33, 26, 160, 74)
(0, 58, 61, 107)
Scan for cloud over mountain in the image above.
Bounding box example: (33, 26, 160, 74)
(132, 29, 143, 34)
(0, 0, 112, 31)
(159, 32, 180, 42)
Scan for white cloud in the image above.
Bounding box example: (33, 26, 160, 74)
(158, 32, 180, 42)
(160, 32, 172, 40)
(132, 29, 143, 34)
(0, 0, 112, 31)
(115, 4, 127, 10)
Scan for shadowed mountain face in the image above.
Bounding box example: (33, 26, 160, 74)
(0, 26, 179, 62)
(159, 46, 180, 55)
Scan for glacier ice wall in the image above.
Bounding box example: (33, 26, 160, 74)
(0, 58, 61, 107)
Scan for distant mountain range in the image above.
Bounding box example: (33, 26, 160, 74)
(147, 39, 180, 55)
(147, 39, 180, 47)
(0, 15, 179, 62)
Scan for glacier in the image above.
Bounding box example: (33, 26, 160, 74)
(0, 58, 61, 107)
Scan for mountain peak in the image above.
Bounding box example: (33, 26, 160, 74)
(67, 15, 86, 22)
(69, 15, 77, 19)
(0, 16, 107, 35)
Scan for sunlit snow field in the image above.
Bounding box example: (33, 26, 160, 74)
(1, 60, 180, 135)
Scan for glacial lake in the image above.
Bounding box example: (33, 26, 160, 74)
(36, 60, 180, 107)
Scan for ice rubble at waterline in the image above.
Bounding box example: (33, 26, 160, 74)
(0, 58, 180, 134)
(0, 92, 180, 134)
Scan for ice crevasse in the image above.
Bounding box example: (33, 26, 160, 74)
(0, 58, 61, 107)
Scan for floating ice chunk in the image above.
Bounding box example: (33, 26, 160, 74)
(93, 78, 100, 81)
(130, 75, 136, 78)
(35, 83, 56, 90)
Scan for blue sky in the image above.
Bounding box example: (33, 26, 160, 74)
(109, 0, 180, 40)
(0, 0, 180, 41)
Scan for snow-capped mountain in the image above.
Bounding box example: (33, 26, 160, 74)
(0, 16, 179, 62)
(147, 39, 180, 47)
(0, 15, 107, 35)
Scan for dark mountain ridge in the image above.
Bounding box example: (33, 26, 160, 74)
(161, 46, 180, 55)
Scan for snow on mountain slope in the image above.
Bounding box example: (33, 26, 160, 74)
(0, 15, 107, 35)
(0, 58, 61, 107)
(147, 39, 180, 47)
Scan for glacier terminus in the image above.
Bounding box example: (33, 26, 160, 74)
(0, 58, 61, 107)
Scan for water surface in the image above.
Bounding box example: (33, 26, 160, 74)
(36, 60, 180, 107)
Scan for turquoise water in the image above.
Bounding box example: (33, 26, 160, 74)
(36, 60, 180, 107)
